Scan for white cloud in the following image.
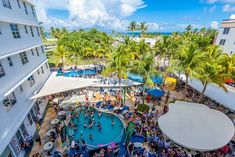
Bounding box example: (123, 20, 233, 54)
(176, 24, 204, 30)
(147, 22, 160, 31)
(206, 0, 219, 4)
(223, 4, 235, 11)
(209, 5, 217, 12)
(210, 21, 219, 29)
(35, 0, 146, 30)
(230, 14, 235, 18)
(206, 0, 235, 3)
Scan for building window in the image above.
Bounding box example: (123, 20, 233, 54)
(30, 109, 35, 118)
(31, 49, 34, 56)
(28, 75, 35, 87)
(23, 2, 28, 15)
(223, 28, 230, 35)
(7, 57, 13, 67)
(19, 85, 23, 92)
(24, 25, 28, 34)
(41, 67, 44, 74)
(16, 130, 23, 145)
(31, 6, 35, 17)
(20, 124, 27, 137)
(41, 45, 44, 53)
(36, 27, 40, 36)
(27, 113, 33, 125)
(19, 52, 28, 65)
(36, 47, 39, 56)
(219, 39, 226, 45)
(0, 62, 5, 77)
(30, 26, 34, 37)
(46, 63, 48, 69)
(10, 24, 21, 39)
(3, 92, 16, 111)
(2, 0, 11, 9)
(37, 69, 40, 75)
(16, 0, 20, 8)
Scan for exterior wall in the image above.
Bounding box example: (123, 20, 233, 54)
(0, 0, 51, 156)
(180, 75, 235, 111)
(0, 46, 47, 97)
(0, 22, 42, 58)
(0, 62, 50, 156)
(0, 0, 38, 26)
(215, 21, 235, 55)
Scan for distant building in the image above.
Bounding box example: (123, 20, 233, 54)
(0, 0, 50, 156)
(133, 37, 158, 47)
(215, 16, 235, 55)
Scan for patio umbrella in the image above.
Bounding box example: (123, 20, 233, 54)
(147, 89, 165, 97)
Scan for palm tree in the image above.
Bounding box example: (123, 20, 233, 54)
(131, 52, 158, 105)
(52, 45, 69, 67)
(195, 45, 229, 102)
(103, 45, 130, 94)
(128, 21, 137, 37)
(155, 36, 173, 67)
(174, 43, 205, 96)
(50, 27, 67, 39)
(138, 40, 150, 56)
(185, 25, 193, 33)
(69, 41, 82, 66)
(140, 22, 148, 38)
(220, 53, 235, 78)
(38, 22, 47, 42)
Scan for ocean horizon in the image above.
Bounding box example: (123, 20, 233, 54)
(118, 32, 172, 37)
(45, 31, 173, 38)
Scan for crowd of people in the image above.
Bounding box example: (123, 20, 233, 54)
(28, 73, 235, 157)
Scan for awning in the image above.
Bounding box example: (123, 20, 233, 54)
(147, 88, 165, 97)
(128, 73, 163, 84)
(31, 72, 99, 99)
(159, 101, 234, 151)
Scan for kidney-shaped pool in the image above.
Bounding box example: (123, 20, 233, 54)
(66, 106, 125, 148)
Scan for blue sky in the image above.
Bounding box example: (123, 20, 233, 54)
(35, 0, 235, 32)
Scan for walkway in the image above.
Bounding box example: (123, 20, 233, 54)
(30, 106, 64, 156)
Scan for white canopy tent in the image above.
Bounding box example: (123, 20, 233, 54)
(31, 72, 99, 99)
(31, 72, 141, 99)
(159, 101, 234, 151)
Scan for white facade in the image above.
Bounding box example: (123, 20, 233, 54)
(0, 0, 50, 156)
(133, 37, 158, 47)
(215, 19, 235, 55)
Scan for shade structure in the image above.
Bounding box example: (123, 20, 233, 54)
(147, 88, 165, 97)
(164, 77, 177, 90)
(158, 101, 234, 151)
(128, 73, 163, 84)
(128, 73, 143, 83)
(31, 72, 99, 99)
(31, 72, 142, 99)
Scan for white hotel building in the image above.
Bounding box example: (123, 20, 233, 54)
(0, 0, 50, 156)
(215, 17, 235, 55)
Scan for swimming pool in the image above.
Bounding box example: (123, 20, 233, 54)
(67, 106, 125, 148)
(128, 72, 163, 84)
(57, 69, 97, 77)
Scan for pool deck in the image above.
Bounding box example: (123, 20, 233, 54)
(30, 106, 65, 156)
(29, 85, 235, 156)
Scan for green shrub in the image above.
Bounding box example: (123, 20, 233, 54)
(137, 104, 150, 113)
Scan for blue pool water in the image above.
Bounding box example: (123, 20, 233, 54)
(67, 107, 124, 147)
(57, 69, 97, 77)
(128, 72, 163, 84)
